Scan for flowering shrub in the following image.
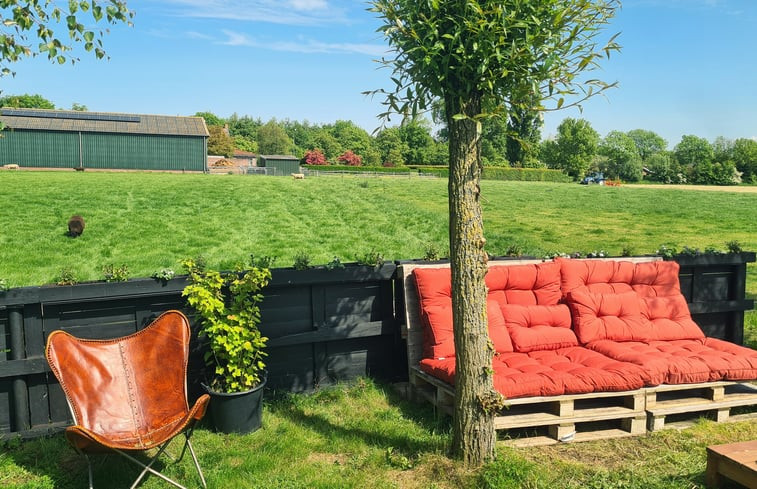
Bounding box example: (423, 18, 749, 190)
(303, 149, 327, 165)
(337, 150, 362, 166)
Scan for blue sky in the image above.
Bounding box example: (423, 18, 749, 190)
(2, 0, 756, 148)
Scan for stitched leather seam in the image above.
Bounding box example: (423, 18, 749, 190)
(119, 342, 144, 449)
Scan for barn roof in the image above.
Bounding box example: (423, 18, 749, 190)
(0, 108, 209, 137)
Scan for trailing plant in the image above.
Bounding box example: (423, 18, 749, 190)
(356, 250, 384, 268)
(293, 251, 311, 270)
(250, 254, 277, 269)
(325, 256, 345, 270)
(656, 245, 678, 259)
(423, 244, 441, 261)
(56, 268, 78, 286)
(679, 246, 702, 257)
(151, 268, 175, 282)
(726, 240, 743, 254)
(181, 258, 271, 393)
(102, 263, 130, 282)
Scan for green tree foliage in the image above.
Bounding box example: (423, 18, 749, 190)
(0, 93, 55, 109)
(645, 152, 683, 184)
(0, 0, 133, 76)
(598, 131, 643, 182)
(330, 120, 381, 166)
(70, 102, 88, 111)
(731, 138, 757, 183)
(506, 104, 543, 167)
(398, 119, 436, 165)
(233, 135, 257, 154)
(207, 125, 235, 157)
(542, 118, 600, 180)
(195, 111, 224, 127)
(480, 116, 509, 166)
(370, 0, 619, 465)
(626, 129, 667, 161)
(375, 127, 408, 166)
(228, 113, 262, 141)
(257, 119, 294, 155)
(311, 130, 343, 161)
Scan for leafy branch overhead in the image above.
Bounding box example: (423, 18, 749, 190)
(367, 0, 620, 123)
(0, 0, 134, 76)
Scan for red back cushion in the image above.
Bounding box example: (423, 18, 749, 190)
(632, 261, 681, 297)
(501, 304, 578, 352)
(421, 304, 454, 359)
(488, 300, 514, 353)
(557, 258, 636, 297)
(641, 294, 704, 340)
(567, 290, 652, 343)
(486, 261, 562, 308)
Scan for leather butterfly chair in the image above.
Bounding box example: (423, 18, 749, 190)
(45, 310, 211, 489)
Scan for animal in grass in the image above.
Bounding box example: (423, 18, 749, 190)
(291, 173, 305, 179)
(67, 215, 85, 237)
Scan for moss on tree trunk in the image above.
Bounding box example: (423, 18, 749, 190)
(446, 94, 496, 466)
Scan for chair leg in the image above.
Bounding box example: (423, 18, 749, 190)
(84, 453, 94, 489)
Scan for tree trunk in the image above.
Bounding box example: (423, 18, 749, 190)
(446, 94, 496, 466)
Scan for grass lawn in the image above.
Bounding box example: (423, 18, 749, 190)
(1, 171, 756, 488)
(2, 379, 756, 489)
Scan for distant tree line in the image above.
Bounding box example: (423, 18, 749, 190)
(3, 93, 755, 184)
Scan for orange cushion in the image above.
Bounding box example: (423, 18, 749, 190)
(557, 258, 635, 297)
(568, 290, 652, 343)
(486, 261, 562, 307)
(632, 261, 681, 297)
(501, 304, 578, 352)
(640, 294, 704, 341)
(422, 305, 454, 359)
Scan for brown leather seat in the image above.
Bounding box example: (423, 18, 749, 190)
(46, 310, 210, 489)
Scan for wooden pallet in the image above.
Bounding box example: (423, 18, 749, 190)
(410, 367, 647, 446)
(645, 381, 757, 431)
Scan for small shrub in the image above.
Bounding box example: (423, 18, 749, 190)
(0, 277, 8, 292)
(423, 244, 441, 261)
(621, 246, 634, 257)
(325, 256, 345, 270)
(505, 244, 523, 257)
(586, 250, 608, 258)
(337, 150, 362, 166)
(356, 250, 384, 268)
(293, 251, 311, 270)
(151, 268, 175, 282)
(102, 264, 130, 282)
(656, 245, 677, 259)
(679, 246, 701, 257)
(250, 254, 277, 269)
(704, 246, 724, 255)
(358, 180, 370, 188)
(303, 148, 327, 166)
(56, 268, 78, 286)
(726, 240, 743, 254)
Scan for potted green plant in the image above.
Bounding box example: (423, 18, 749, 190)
(181, 257, 271, 434)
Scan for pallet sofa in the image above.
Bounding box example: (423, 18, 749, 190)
(400, 257, 757, 446)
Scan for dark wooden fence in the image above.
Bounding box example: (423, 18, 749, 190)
(0, 254, 753, 439)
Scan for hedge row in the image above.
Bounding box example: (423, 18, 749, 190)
(303, 164, 571, 182)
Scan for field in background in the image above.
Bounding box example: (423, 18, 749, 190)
(0, 171, 755, 293)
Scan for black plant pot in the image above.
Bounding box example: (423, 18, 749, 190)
(203, 373, 267, 434)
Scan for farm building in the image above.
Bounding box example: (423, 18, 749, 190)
(258, 155, 301, 175)
(0, 108, 209, 171)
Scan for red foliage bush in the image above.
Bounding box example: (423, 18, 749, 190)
(337, 150, 362, 166)
(303, 149, 327, 165)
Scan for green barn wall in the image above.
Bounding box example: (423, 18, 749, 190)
(0, 130, 206, 171)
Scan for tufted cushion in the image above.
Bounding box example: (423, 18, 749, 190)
(584, 338, 757, 385)
(420, 346, 648, 399)
(501, 304, 578, 352)
(641, 294, 704, 341)
(557, 258, 635, 297)
(567, 290, 652, 343)
(486, 261, 562, 308)
(631, 261, 681, 297)
(421, 305, 454, 359)
(487, 300, 514, 354)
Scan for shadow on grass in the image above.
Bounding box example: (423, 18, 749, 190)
(266, 379, 452, 457)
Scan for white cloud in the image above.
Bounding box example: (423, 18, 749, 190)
(219, 29, 387, 57)
(161, 0, 346, 25)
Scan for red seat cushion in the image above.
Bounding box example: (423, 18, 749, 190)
(419, 346, 648, 399)
(585, 338, 757, 385)
(501, 304, 578, 352)
(568, 290, 651, 343)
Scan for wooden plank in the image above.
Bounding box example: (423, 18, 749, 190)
(267, 320, 392, 347)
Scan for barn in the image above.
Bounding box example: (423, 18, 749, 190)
(0, 108, 209, 171)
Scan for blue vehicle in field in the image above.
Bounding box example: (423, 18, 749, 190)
(581, 171, 605, 185)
